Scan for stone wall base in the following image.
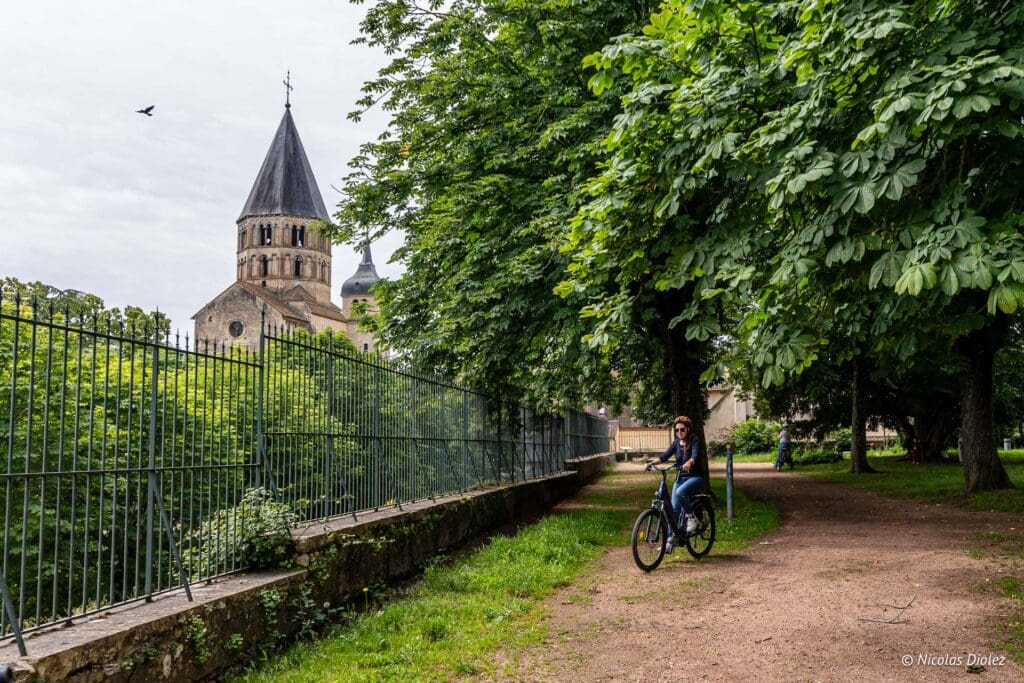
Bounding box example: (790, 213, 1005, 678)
(2, 455, 610, 681)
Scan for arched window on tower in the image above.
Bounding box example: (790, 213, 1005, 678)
(261, 225, 273, 245)
(294, 257, 302, 278)
(239, 229, 246, 250)
(291, 225, 306, 247)
(260, 256, 269, 278)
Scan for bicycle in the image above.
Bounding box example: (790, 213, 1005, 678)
(631, 463, 715, 571)
(774, 443, 794, 470)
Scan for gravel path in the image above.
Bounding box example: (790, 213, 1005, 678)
(501, 461, 1023, 682)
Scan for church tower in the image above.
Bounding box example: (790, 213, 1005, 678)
(235, 104, 333, 303)
(193, 100, 367, 350)
(340, 247, 381, 353)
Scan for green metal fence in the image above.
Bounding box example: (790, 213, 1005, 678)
(0, 290, 609, 646)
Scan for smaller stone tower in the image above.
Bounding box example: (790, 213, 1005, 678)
(340, 247, 380, 352)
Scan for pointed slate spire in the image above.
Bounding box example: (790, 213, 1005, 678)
(238, 108, 330, 222)
(341, 246, 380, 296)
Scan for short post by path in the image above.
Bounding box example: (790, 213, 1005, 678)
(726, 442, 734, 520)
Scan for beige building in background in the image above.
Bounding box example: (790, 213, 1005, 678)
(604, 383, 758, 451)
(704, 384, 757, 441)
(193, 103, 379, 352)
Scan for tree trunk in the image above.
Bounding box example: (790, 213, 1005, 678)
(958, 329, 1014, 492)
(654, 291, 710, 487)
(914, 410, 948, 460)
(849, 356, 875, 473)
(895, 413, 915, 456)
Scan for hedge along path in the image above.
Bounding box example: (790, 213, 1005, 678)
(500, 462, 1024, 682)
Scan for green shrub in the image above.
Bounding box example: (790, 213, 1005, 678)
(827, 427, 852, 450)
(184, 488, 296, 577)
(706, 440, 728, 458)
(794, 449, 844, 465)
(730, 419, 777, 454)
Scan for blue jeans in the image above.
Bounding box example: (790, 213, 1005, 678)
(775, 442, 791, 469)
(671, 476, 704, 523)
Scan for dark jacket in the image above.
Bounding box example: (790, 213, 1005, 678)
(658, 437, 701, 479)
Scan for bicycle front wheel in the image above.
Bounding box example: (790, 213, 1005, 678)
(684, 498, 715, 559)
(631, 508, 667, 571)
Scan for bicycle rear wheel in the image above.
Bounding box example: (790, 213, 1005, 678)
(685, 498, 716, 559)
(631, 508, 667, 571)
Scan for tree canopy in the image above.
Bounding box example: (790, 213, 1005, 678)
(334, 0, 658, 409)
(338, 0, 1024, 491)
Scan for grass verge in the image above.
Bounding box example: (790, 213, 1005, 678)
(999, 576, 1024, 663)
(231, 466, 777, 682)
(797, 451, 1024, 513)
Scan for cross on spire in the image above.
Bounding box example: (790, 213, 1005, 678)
(283, 70, 293, 108)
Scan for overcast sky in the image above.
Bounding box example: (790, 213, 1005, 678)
(0, 1, 401, 333)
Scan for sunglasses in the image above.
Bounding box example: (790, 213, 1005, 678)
(674, 426, 688, 433)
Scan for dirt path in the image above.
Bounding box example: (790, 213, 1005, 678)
(501, 462, 1023, 682)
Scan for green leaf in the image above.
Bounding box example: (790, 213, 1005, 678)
(895, 263, 937, 296)
(869, 252, 904, 289)
(837, 182, 876, 214)
(996, 120, 1020, 138)
(939, 266, 960, 296)
(988, 285, 1019, 314)
(999, 260, 1024, 284)
(588, 71, 614, 96)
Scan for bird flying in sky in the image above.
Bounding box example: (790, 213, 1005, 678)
(136, 105, 155, 116)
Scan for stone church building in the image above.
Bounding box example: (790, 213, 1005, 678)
(193, 104, 379, 352)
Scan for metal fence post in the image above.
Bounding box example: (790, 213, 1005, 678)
(145, 342, 157, 600)
(146, 339, 193, 603)
(256, 311, 278, 498)
(373, 357, 384, 510)
(326, 354, 336, 514)
(439, 387, 462, 494)
(564, 412, 572, 465)
(462, 393, 471, 488)
(410, 377, 419, 500)
(0, 570, 26, 655)
(726, 442, 734, 520)
(495, 401, 505, 483)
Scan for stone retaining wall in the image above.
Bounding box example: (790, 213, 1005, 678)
(2, 454, 610, 681)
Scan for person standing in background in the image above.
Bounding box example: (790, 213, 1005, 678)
(775, 425, 793, 470)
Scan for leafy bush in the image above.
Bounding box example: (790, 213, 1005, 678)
(794, 449, 843, 465)
(730, 419, 777, 454)
(827, 427, 852, 450)
(706, 440, 728, 458)
(185, 488, 296, 578)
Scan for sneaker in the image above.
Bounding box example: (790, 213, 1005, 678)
(685, 514, 698, 534)
(665, 535, 675, 553)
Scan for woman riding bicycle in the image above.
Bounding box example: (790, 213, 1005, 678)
(655, 416, 703, 538)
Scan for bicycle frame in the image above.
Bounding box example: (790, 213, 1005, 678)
(633, 463, 716, 570)
(649, 464, 710, 538)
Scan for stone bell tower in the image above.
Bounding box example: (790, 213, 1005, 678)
(193, 99, 355, 350)
(235, 104, 333, 303)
